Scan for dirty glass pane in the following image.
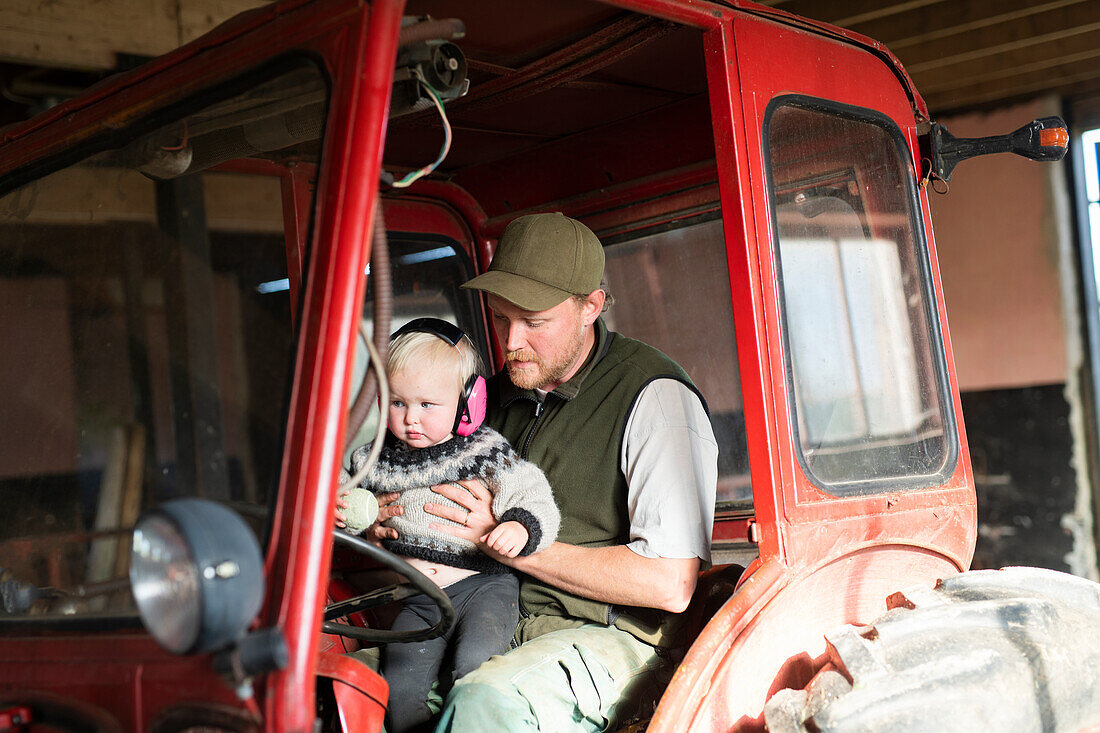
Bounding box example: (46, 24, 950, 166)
(604, 218, 751, 510)
(766, 100, 956, 494)
(344, 235, 484, 463)
(0, 62, 325, 618)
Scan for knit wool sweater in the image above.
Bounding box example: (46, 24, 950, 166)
(346, 426, 560, 573)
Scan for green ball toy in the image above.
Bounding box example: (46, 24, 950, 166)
(343, 488, 379, 532)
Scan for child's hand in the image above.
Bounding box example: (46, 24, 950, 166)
(482, 521, 529, 558)
(334, 487, 350, 528)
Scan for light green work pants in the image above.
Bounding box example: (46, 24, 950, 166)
(432, 624, 670, 732)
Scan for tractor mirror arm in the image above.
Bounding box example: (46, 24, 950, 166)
(924, 115, 1069, 182)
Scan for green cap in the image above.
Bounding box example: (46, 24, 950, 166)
(461, 212, 604, 311)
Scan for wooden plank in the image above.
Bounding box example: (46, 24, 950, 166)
(912, 30, 1100, 96)
(7, 165, 283, 232)
(763, 0, 1100, 112)
(899, 3, 1100, 73)
(753, 0, 950, 29)
(122, 228, 160, 497)
(86, 425, 129, 585)
(926, 64, 1100, 114)
(112, 424, 147, 582)
(0, 0, 267, 71)
(178, 0, 268, 44)
(850, 0, 1089, 51)
(0, 0, 175, 70)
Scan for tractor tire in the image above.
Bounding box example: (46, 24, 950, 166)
(763, 566, 1100, 733)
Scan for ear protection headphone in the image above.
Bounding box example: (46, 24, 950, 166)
(391, 318, 487, 437)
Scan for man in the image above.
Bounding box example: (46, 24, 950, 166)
(425, 212, 718, 731)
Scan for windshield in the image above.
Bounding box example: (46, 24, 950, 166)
(0, 61, 327, 621)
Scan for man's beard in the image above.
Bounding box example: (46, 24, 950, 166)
(505, 325, 587, 390)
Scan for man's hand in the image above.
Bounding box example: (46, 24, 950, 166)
(425, 479, 497, 541)
(367, 491, 403, 542)
(483, 520, 529, 558)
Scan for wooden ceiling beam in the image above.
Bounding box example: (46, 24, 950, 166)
(911, 29, 1100, 93)
(918, 48, 1100, 101)
(850, 0, 1089, 51)
(755, 0, 949, 28)
(925, 64, 1100, 113)
(898, 3, 1100, 72)
(0, 0, 266, 71)
(758, 0, 1100, 112)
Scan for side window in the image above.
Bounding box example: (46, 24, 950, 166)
(603, 218, 751, 510)
(345, 235, 484, 457)
(0, 62, 326, 618)
(370, 234, 484, 344)
(765, 98, 957, 494)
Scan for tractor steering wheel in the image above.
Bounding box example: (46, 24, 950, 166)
(322, 530, 455, 643)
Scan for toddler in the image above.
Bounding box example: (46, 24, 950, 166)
(337, 317, 559, 733)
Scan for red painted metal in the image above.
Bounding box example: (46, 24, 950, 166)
(704, 17, 785, 566)
(0, 706, 32, 729)
(419, 14, 666, 123)
(652, 548, 961, 731)
(603, 0, 725, 28)
(316, 654, 389, 732)
(0, 635, 256, 729)
(0, 0, 982, 730)
(649, 12, 976, 729)
(381, 195, 476, 246)
(0, 2, 375, 730)
(455, 95, 718, 221)
(382, 182, 500, 355)
(731, 13, 975, 570)
(282, 163, 319, 319)
(712, 514, 755, 544)
(726, 0, 930, 121)
(204, 155, 317, 323)
(260, 1, 404, 729)
(390, 180, 493, 279)
(200, 156, 316, 325)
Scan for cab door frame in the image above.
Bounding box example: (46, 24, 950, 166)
(650, 9, 977, 728)
(724, 11, 976, 574)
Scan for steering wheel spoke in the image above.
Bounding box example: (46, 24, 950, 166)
(323, 583, 419, 621)
(325, 530, 455, 644)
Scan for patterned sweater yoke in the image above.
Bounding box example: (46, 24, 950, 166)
(348, 427, 560, 574)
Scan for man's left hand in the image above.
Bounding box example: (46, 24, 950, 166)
(426, 478, 497, 541)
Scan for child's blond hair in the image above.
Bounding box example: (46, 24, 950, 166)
(387, 328, 483, 395)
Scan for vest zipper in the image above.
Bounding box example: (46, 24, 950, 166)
(520, 398, 545, 459)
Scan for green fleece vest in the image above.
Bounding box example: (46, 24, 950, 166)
(487, 319, 705, 648)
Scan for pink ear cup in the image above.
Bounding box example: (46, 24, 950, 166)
(456, 375, 488, 436)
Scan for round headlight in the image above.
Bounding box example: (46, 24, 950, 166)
(131, 513, 200, 653)
(130, 499, 263, 655)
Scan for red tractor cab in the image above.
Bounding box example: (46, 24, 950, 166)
(0, 0, 1083, 731)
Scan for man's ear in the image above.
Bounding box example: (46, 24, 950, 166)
(580, 289, 605, 326)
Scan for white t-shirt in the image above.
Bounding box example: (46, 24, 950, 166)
(620, 378, 718, 563)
